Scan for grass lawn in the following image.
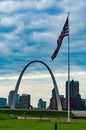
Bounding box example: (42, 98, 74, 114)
(0, 119, 86, 130)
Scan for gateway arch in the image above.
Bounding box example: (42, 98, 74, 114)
(11, 60, 62, 110)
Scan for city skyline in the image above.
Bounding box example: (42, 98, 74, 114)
(0, 0, 86, 107)
(0, 79, 85, 110)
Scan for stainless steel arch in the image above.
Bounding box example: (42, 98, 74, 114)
(11, 60, 62, 110)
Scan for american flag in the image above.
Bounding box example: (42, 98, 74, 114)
(51, 17, 69, 60)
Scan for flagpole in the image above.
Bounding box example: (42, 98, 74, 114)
(51, 13, 70, 121)
(68, 12, 70, 122)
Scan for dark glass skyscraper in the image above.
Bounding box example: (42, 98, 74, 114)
(66, 79, 85, 110)
(66, 79, 79, 99)
(0, 98, 7, 108)
(38, 98, 46, 109)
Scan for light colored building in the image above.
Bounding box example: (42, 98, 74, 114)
(8, 90, 14, 107)
(8, 90, 20, 108)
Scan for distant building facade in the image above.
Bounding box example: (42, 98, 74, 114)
(82, 99, 86, 109)
(49, 97, 57, 109)
(0, 98, 7, 108)
(20, 94, 30, 109)
(8, 90, 14, 107)
(66, 79, 79, 99)
(60, 95, 67, 110)
(8, 90, 20, 108)
(38, 98, 46, 109)
(66, 79, 85, 110)
(49, 88, 57, 109)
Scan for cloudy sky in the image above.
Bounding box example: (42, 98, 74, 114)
(0, 0, 86, 107)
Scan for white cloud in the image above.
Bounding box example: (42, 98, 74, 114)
(0, 42, 11, 55)
(0, 16, 17, 27)
(58, 0, 86, 33)
(0, 0, 56, 13)
(0, 1, 31, 13)
(28, 13, 59, 32)
(29, 31, 56, 43)
(0, 69, 86, 82)
(34, 0, 55, 10)
(0, 13, 25, 29)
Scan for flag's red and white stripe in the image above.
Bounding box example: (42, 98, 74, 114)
(51, 17, 69, 60)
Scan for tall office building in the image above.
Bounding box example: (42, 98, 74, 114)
(20, 94, 30, 109)
(66, 79, 85, 110)
(66, 79, 79, 99)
